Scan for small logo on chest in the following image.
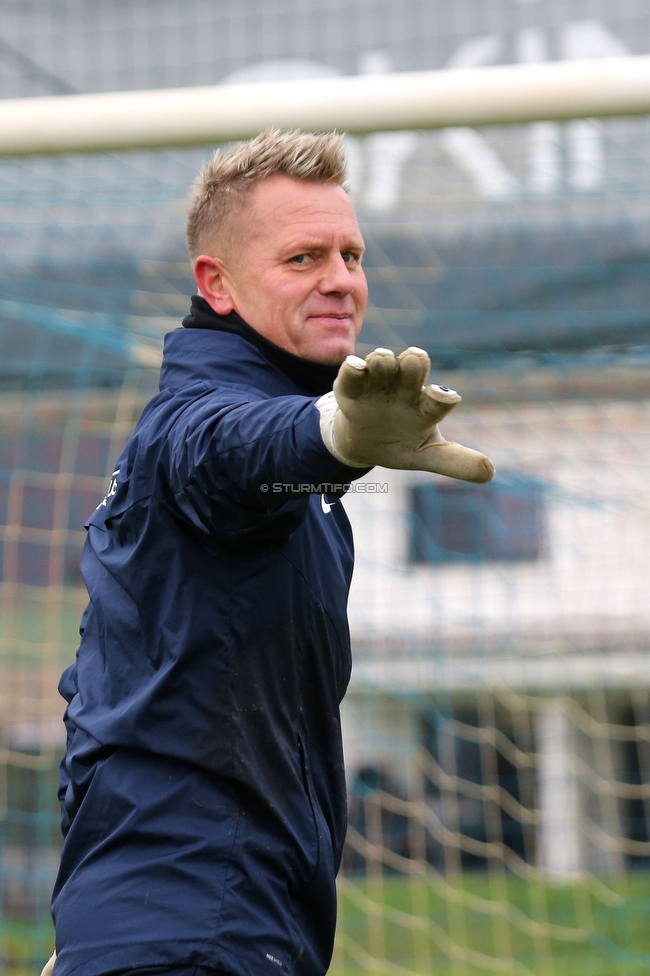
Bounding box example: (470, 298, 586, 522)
(321, 494, 335, 515)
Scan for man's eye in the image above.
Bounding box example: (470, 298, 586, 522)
(342, 251, 358, 264)
(291, 254, 310, 265)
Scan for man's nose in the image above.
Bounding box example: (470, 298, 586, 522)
(318, 252, 355, 294)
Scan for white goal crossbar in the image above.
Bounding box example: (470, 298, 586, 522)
(1, 54, 650, 156)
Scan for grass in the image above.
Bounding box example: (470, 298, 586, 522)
(1, 917, 55, 976)
(1, 589, 80, 975)
(3, 874, 650, 976)
(0, 588, 86, 666)
(331, 873, 650, 976)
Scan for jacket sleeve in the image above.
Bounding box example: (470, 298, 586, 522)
(158, 390, 366, 545)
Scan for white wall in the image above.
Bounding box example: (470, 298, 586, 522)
(343, 396, 650, 654)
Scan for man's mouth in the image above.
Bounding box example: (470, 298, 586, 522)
(308, 312, 353, 325)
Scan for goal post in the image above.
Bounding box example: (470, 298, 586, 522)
(0, 55, 649, 155)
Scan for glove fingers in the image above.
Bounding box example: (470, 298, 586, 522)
(396, 347, 430, 400)
(419, 383, 461, 421)
(334, 355, 368, 400)
(365, 347, 398, 392)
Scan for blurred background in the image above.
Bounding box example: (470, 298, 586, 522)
(1, 1, 650, 973)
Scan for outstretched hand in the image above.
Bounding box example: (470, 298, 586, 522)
(317, 346, 495, 484)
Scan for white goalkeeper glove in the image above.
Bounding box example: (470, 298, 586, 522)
(316, 346, 494, 484)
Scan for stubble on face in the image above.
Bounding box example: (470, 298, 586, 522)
(214, 176, 368, 366)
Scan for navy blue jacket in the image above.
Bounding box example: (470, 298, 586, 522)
(52, 323, 364, 976)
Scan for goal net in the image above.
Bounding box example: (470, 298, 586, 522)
(1, 1, 650, 974)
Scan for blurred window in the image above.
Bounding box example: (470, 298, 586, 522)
(409, 473, 546, 564)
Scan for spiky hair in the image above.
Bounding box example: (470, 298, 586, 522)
(186, 129, 348, 260)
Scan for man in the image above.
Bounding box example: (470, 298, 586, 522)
(47, 130, 492, 976)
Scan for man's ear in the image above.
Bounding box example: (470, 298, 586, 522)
(193, 254, 235, 315)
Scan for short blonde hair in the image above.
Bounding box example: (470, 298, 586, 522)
(186, 128, 348, 260)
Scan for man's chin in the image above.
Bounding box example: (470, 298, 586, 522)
(303, 345, 353, 367)
(297, 317, 362, 367)
(298, 332, 360, 367)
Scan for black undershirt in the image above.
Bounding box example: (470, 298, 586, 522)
(182, 295, 340, 397)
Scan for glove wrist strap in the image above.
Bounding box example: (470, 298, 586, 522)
(315, 392, 366, 468)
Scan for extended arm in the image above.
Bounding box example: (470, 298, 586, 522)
(160, 390, 367, 544)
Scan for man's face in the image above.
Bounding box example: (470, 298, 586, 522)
(194, 175, 368, 366)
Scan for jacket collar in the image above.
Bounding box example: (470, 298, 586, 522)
(169, 295, 340, 397)
(160, 322, 337, 401)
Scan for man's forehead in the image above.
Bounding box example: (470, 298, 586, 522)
(247, 176, 362, 238)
